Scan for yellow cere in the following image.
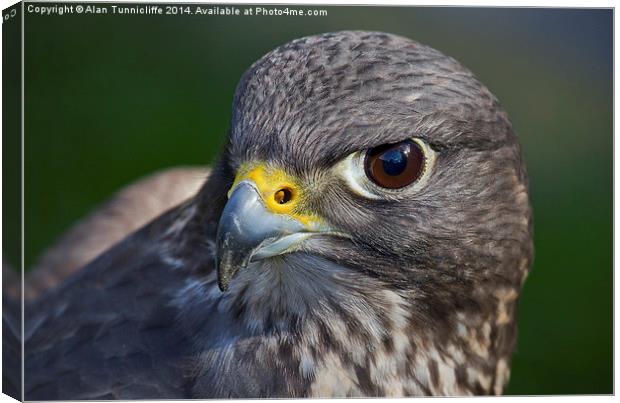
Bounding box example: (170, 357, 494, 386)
(228, 163, 324, 229)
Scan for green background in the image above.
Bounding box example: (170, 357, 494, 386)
(12, 4, 613, 395)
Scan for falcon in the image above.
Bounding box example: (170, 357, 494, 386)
(4, 31, 533, 399)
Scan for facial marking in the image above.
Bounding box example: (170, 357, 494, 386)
(228, 162, 323, 229)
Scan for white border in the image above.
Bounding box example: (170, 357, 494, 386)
(0, 1, 615, 403)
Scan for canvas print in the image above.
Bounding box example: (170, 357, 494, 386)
(1, 2, 613, 400)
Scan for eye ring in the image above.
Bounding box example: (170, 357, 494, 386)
(335, 137, 436, 200)
(364, 139, 426, 189)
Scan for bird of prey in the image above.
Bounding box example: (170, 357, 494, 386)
(4, 31, 533, 399)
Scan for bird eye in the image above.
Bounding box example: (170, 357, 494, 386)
(335, 137, 435, 199)
(364, 139, 425, 189)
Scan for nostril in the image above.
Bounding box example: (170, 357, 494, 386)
(274, 187, 293, 204)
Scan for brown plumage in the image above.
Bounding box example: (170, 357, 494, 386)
(5, 31, 533, 400)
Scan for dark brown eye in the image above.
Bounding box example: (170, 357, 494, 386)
(364, 139, 425, 189)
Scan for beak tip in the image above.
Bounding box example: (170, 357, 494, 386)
(215, 258, 229, 292)
(215, 255, 242, 292)
(217, 277, 230, 292)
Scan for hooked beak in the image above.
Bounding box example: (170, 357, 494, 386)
(215, 181, 317, 291)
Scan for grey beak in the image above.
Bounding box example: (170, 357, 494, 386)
(215, 181, 307, 291)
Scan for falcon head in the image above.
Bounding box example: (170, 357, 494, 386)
(201, 31, 532, 394)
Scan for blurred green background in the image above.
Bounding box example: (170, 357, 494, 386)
(13, 5, 613, 395)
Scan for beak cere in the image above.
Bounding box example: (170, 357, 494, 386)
(215, 165, 323, 291)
